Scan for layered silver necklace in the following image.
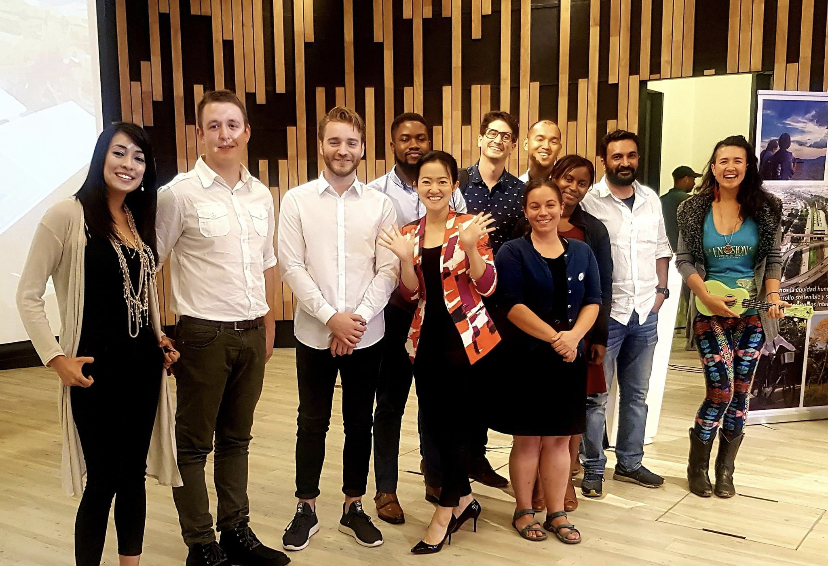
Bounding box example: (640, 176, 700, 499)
(110, 206, 157, 338)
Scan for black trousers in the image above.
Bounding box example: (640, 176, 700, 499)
(172, 317, 266, 547)
(72, 330, 162, 566)
(373, 302, 442, 492)
(294, 341, 382, 499)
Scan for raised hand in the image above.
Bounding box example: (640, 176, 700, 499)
(377, 224, 415, 262)
(457, 212, 495, 251)
(50, 355, 95, 387)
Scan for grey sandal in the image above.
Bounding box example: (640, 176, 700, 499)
(511, 509, 548, 541)
(543, 510, 581, 544)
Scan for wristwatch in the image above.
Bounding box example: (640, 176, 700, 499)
(656, 287, 670, 299)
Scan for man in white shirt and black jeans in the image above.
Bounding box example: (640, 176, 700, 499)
(279, 107, 398, 551)
(579, 130, 672, 498)
(156, 90, 288, 566)
(366, 112, 466, 524)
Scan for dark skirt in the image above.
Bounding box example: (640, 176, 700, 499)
(486, 340, 587, 437)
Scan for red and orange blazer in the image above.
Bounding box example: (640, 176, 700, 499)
(399, 211, 501, 364)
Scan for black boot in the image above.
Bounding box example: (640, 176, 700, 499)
(687, 428, 713, 497)
(714, 430, 744, 498)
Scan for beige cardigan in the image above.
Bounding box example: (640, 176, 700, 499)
(15, 198, 182, 496)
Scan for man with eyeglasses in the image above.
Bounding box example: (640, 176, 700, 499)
(458, 110, 525, 489)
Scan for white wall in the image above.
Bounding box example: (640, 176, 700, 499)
(648, 74, 754, 194)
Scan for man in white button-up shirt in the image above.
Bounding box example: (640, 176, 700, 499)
(155, 90, 287, 566)
(579, 130, 672, 499)
(279, 107, 398, 551)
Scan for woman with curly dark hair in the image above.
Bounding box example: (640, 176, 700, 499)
(675, 135, 787, 499)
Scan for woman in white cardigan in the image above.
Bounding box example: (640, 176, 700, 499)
(16, 122, 182, 566)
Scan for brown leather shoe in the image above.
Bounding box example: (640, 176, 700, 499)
(469, 456, 509, 488)
(564, 478, 578, 512)
(374, 492, 405, 524)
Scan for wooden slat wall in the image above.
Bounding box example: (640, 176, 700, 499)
(114, 0, 828, 321)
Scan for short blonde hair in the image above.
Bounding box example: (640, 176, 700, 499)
(318, 106, 366, 146)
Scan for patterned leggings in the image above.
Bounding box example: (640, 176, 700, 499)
(693, 314, 764, 442)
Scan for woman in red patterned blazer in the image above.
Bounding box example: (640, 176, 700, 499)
(378, 150, 501, 555)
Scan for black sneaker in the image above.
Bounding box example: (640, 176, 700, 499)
(613, 464, 664, 488)
(186, 542, 230, 566)
(338, 501, 383, 547)
(220, 523, 290, 566)
(282, 502, 319, 551)
(581, 473, 604, 498)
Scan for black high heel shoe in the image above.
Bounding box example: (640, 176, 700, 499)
(411, 515, 457, 554)
(451, 499, 482, 533)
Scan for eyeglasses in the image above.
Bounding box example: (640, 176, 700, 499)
(483, 128, 515, 143)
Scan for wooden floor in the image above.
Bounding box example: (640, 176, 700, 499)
(1, 339, 827, 565)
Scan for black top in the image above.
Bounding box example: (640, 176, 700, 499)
(460, 163, 526, 255)
(621, 194, 635, 210)
(544, 255, 571, 332)
(660, 187, 691, 251)
(417, 246, 466, 363)
(82, 234, 149, 342)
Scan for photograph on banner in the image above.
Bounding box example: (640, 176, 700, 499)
(755, 91, 828, 182)
(804, 312, 828, 407)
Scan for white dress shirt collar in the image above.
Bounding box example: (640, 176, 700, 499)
(194, 156, 252, 191)
(318, 170, 363, 196)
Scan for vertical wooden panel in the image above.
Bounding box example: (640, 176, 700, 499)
(232, 0, 245, 95)
(287, 126, 299, 187)
(202, 0, 212, 15)
(413, 0, 424, 114)
(442, 0, 451, 17)
(193, 84, 205, 156)
(186, 126, 197, 170)
(141, 62, 154, 126)
(471, 85, 481, 164)
(315, 87, 326, 175)
(727, 0, 740, 73)
(628, 74, 640, 133)
(774, 0, 789, 90)
(786, 63, 799, 91)
(191, 0, 201, 16)
(558, 0, 570, 147)
(344, 0, 356, 107)
(223, 0, 233, 40)
(577, 79, 588, 155)
(481, 84, 491, 116)
(749, 0, 764, 72)
(738, 0, 753, 73)
(131, 82, 144, 127)
(404, 0, 413, 19)
(500, 0, 511, 111)
(529, 81, 539, 126)
(662, 0, 674, 78)
(374, 0, 383, 41)
(799, 0, 815, 90)
(383, 0, 395, 165)
(404, 87, 414, 112)
(682, 0, 696, 77)
(482, 0, 492, 15)
(375, 159, 387, 177)
(116, 0, 131, 121)
(149, 0, 164, 101)
(566, 120, 577, 155)
(433, 126, 443, 150)
(273, 0, 286, 93)
(278, 159, 289, 198)
(304, 0, 314, 42)
(452, 0, 462, 161)
(243, 0, 255, 92)
(335, 87, 346, 107)
(472, 0, 482, 39)
(517, 0, 531, 173)
(365, 88, 376, 183)
(294, 0, 308, 184)
(587, 0, 600, 161)
(442, 85, 452, 155)
(171, 0, 187, 172)
(253, 0, 266, 103)
(424, 0, 433, 18)
(462, 125, 472, 169)
(210, 0, 225, 90)
(259, 159, 269, 189)
(618, 0, 631, 124)
(671, 0, 684, 77)
(159, 0, 170, 13)
(358, 161, 368, 184)
(609, 0, 620, 84)
(640, 0, 652, 80)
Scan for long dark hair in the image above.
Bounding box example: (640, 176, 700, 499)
(75, 122, 158, 258)
(698, 135, 775, 220)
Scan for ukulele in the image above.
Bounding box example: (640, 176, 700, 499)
(696, 280, 814, 319)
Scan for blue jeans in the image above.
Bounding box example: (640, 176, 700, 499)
(583, 310, 659, 475)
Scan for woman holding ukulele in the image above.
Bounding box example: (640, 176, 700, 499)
(676, 135, 786, 499)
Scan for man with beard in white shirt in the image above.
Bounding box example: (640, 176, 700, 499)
(279, 107, 398, 551)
